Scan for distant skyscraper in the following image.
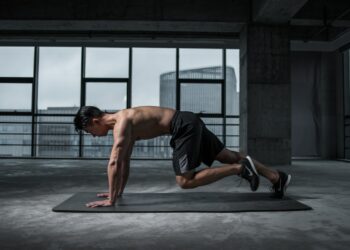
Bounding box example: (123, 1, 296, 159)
(159, 66, 238, 115)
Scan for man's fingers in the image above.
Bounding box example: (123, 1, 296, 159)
(96, 193, 109, 198)
(86, 200, 111, 208)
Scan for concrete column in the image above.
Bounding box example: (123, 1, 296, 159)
(240, 24, 291, 165)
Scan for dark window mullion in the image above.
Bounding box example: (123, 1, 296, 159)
(79, 46, 86, 158)
(32, 46, 39, 157)
(223, 48, 226, 146)
(0, 77, 33, 83)
(127, 47, 132, 108)
(84, 78, 129, 83)
(176, 48, 180, 110)
(178, 78, 223, 84)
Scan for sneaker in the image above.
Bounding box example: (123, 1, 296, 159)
(270, 170, 291, 198)
(238, 156, 260, 191)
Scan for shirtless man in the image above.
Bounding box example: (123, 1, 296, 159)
(73, 106, 291, 208)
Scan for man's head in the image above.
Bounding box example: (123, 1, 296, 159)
(74, 106, 109, 137)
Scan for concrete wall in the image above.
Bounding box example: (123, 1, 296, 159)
(240, 24, 291, 165)
(291, 51, 344, 159)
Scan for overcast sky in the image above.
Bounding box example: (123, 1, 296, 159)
(0, 47, 239, 111)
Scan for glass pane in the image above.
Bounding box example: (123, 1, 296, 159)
(132, 136, 172, 159)
(0, 116, 31, 157)
(132, 48, 176, 108)
(83, 130, 113, 158)
(0, 83, 32, 111)
(35, 116, 79, 157)
(180, 83, 221, 113)
(225, 117, 239, 149)
(86, 82, 127, 111)
(38, 47, 81, 113)
(85, 48, 129, 78)
(179, 49, 223, 79)
(201, 117, 223, 135)
(226, 49, 240, 115)
(0, 47, 34, 77)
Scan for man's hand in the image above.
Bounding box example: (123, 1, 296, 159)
(96, 193, 109, 198)
(86, 199, 114, 208)
(96, 193, 123, 198)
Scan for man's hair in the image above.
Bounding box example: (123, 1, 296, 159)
(74, 106, 104, 132)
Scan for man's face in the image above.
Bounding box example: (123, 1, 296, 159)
(84, 119, 108, 137)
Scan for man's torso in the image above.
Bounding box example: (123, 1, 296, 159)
(115, 106, 176, 142)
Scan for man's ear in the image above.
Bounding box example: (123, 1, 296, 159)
(92, 118, 100, 125)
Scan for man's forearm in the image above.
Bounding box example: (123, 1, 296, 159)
(108, 163, 118, 203)
(117, 165, 129, 196)
(108, 161, 129, 203)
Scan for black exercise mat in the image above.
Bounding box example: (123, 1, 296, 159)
(52, 192, 312, 213)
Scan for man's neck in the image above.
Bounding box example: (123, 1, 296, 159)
(101, 113, 117, 130)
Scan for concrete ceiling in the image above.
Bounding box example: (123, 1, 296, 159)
(0, 0, 349, 44)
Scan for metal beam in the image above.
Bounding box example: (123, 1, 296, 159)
(253, 0, 309, 24)
(291, 27, 350, 51)
(291, 19, 350, 28)
(0, 20, 244, 33)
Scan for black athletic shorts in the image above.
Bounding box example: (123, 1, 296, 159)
(169, 110, 225, 176)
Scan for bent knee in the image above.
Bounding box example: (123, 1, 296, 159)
(176, 176, 195, 189)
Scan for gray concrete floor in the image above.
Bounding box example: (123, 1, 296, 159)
(0, 159, 349, 250)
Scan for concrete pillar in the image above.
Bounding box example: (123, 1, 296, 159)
(240, 24, 291, 165)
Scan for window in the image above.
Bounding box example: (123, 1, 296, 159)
(38, 47, 81, 113)
(0, 83, 32, 112)
(179, 49, 223, 79)
(0, 116, 31, 157)
(35, 116, 79, 157)
(180, 83, 222, 113)
(85, 48, 129, 78)
(0, 47, 34, 156)
(132, 48, 176, 108)
(85, 82, 127, 111)
(0, 47, 34, 77)
(0, 46, 240, 158)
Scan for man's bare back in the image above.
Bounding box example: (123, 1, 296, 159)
(114, 106, 176, 141)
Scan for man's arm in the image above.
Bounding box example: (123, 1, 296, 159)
(108, 117, 132, 204)
(86, 117, 133, 208)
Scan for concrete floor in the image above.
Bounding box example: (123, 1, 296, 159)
(0, 159, 349, 250)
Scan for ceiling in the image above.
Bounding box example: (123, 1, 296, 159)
(0, 0, 349, 43)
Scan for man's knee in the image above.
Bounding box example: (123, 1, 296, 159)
(176, 175, 195, 189)
(236, 151, 246, 162)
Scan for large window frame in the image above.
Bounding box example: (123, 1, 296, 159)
(0, 45, 239, 159)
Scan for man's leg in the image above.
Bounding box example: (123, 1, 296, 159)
(177, 148, 280, 189)
(213, 148, 292, 198)
(215, 148, 280, 184)
(176, 163, 243, 189)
